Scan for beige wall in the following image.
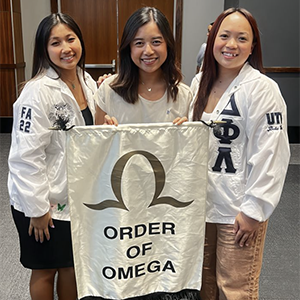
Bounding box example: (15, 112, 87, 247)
(20, 0, 51, 80)
(181, 0, 223, 85)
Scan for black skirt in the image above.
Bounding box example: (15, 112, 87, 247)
(11, 206, 74, 269)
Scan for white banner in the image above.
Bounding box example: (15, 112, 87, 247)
(67, 122, 209, 299)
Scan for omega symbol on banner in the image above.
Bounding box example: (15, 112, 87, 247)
(84, 150, 193, 211)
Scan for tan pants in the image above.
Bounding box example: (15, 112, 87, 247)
(200, 221, 268, 300)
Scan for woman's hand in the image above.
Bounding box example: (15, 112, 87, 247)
(104, 115, 119, 126)
(233, 212, 260, 247)
(95, 106, 118, 126)
(173, 116, 188, 125)
(28, 212, 54, 243)
(97, 73, 112, 87)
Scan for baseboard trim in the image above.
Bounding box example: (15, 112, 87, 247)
(0, 117, 13, 133)
(288, 126, 300, 143)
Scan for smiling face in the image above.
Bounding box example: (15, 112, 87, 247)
(213, 12, 253, 74)
(47, 23, 82, 74)
(130, 20, 167, 76)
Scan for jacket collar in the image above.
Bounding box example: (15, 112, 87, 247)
(44, 66, 85, 90)
(210, 63, 261, 120)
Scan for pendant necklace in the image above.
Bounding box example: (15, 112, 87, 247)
(66, 79, 76, 90)
(70, 81, 75, 89)
(213, 80, 222, 94)
(141, 81, 152, 92)
(63, 76, 77, 90)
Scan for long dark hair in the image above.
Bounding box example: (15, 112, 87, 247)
(110, 7, 182, 104)
(31, 13, 86, 79)
(193, 7, 264, 121)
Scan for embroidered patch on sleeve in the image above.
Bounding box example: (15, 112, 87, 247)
(266, 112, 283, 132)
(18, 106, 33, 133)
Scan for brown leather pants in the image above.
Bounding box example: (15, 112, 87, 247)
(200, 221, 268, 300)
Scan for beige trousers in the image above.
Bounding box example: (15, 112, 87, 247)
(200, 221, 268, 300)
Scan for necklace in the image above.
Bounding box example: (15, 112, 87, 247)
(63, 76, 77, 90)
(69, 82, 75, 89)
(141, 81, 152, 92)
(213, 80, 222, 94)
(66, 79, 76, 90)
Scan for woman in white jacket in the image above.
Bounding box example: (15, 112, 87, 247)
(8, 13, 97, 300)
(189, 8, 290, 300)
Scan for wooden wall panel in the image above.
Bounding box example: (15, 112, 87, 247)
(0, 0, 25, 119)
(118, 0, 174, 39)
(16, 64, 25, 89)
(0, 12, 14, 64)
(13, 12, 24, 64)
(175, 0, 183, 67)
(0, 0, 10, 11)
(0, 69, 16, 116)
(12, 0, 21, 12)
(61, 0, 118, 65)
(50, 0, 58, 13)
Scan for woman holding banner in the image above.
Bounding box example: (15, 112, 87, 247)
(93, 6, 199, 300)
(94, 6, 192, 126)
(188, 7, 290, 300)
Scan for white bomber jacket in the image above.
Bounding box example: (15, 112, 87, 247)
(8, 67, 97, 220)
(189, 63, 290, 223)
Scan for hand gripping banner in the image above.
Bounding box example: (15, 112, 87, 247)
(66, 122, 209, 299)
